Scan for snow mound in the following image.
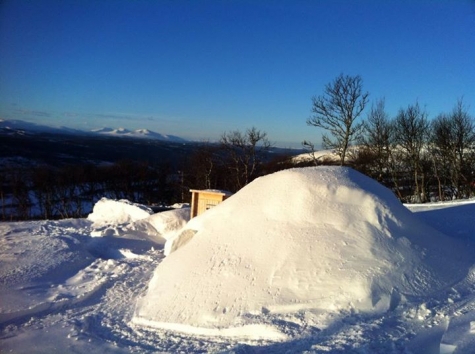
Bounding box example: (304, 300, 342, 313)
(133, 167, 471, 338)
(88, 198, 153, 230)
(120, 208, 190, 245)
(87, 198, 189, 246)
(145, 208, 190, 236)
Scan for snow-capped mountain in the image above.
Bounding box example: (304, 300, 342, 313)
(0, 119, 187, 142)
(92, 126, 187, 142)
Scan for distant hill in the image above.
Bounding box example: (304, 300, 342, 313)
(0, 119, 187, 142)
(0, 118, 84, 136)
(91, 126, 187, 142)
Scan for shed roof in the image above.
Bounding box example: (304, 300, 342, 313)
(189, 189, 233, 197)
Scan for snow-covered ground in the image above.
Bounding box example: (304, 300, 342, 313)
(1, 166, 475, 353)
(291, 149, 340, 164)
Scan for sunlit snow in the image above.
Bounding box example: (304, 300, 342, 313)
(1, 166, 475, 353)
(135, 167, 472, 338)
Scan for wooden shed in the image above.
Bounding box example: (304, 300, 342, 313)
(189, 189, 233, 218)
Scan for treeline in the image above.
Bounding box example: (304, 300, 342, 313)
(0, 161, 178, 221)
(303, 74, 475, 203)
(182, 127, 282, 193)
(352, 99, 475, 203)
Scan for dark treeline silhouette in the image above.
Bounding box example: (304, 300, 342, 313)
(353, 99, 475, 203)
(0, 127, 291, 220)
(1, 160, 179, 221)
(182, 127, 275, 194)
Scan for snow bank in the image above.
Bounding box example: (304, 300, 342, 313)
(145, 208, 190, 236)
(87, 198, 190, 245)
(134, 166, 472, 338)
(123, 208, 190, 244)
(88, 198, 153, 228)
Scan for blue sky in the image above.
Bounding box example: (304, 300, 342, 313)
(1, 0, 474, 147)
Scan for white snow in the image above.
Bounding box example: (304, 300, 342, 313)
(88, 198, 154, 227)
(292, 147, 363, 164)
(87, 198, 190, 248)
(1, 166, 475, 353)
(292, 149, 340, 163)
(135, 167, 472, 338)
(91, 125, 187, 142)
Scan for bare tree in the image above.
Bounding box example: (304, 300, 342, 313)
(393, 102, 430, 202)
(428, 122, 451, 201)
(32, 166, 55, 219)
(0, 168, 5, 220)
(430, 99, 475, 199)
(9, 167, 31, 220)
(184, 142, 222, 191)
(300, 140, 322, 166)
(359, 98, 393, 181)
(306, 73, 369, 165)
(220, 127, 271, 191)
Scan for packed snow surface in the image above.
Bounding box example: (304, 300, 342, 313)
(135, 167, 472, 338)
(1, 166, 475, 353)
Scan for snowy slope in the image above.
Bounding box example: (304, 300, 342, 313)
(291, 149, 340, 163)
(134, 167, 472, 338)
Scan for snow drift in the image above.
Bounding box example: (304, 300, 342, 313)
(87, 198, 190, 245)
(133, 166, 471, 338)
(88, 198, 153, 228)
